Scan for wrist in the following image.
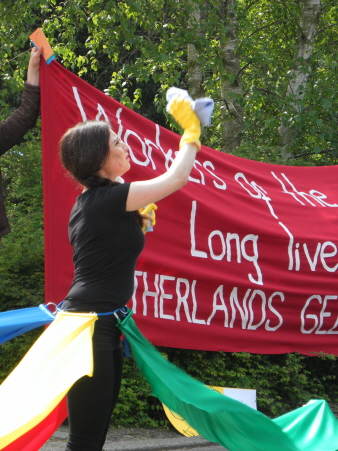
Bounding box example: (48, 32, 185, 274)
(26, 71, 40, 86)
(180, 136, 201, 151)
(24, 81, 40, 89)
(179, 125, 201, 151)
(26, 81, 40, 86)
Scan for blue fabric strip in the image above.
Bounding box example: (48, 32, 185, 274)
(0, 306, 54, 345)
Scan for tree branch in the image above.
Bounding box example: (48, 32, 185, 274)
(254, 87, 283, 100)
(243, 0, 264, 14)
(317, 22, 338, 34)
(233, 60, 253, 84)
(246, 19, 286, 40)
(222, 98, 244, 122)
(292, 148, 333, 159)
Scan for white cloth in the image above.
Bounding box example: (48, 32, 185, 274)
(166, 87, 214, 126)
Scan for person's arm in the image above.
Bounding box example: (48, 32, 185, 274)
(26, 46, 42, 86)
(126, 143, 197, 211)
(0, 47, 42, 157)
(126, 97, 201, 211)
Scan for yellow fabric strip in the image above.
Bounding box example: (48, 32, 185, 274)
(0, 312, 97, 449)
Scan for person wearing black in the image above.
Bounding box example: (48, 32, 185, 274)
(0, 46, 42, 239)
(59, 96, 202, 451)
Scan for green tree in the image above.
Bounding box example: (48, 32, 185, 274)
(0, 137, 44, 380)
(238, 0, 338, 162)
(278, 0, 322, 156)
(0, 138, 44, 312)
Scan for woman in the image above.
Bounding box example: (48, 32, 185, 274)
(0, 46, 42, 239)
(59, 96, 201, 451)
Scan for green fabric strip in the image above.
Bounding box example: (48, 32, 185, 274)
(117, 312, 338, 451)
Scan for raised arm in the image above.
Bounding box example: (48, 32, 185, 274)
(126, 97, 201, 211)
(0, 47, 42, 156)
(27, 46, 42, 86)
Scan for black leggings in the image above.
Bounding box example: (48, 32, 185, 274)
(62, 308, 125, 451)
(65, 346, 124, 451)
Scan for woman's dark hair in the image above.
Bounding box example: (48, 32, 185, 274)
(59, 120, 145, 227)
(59, 120, 112, 188)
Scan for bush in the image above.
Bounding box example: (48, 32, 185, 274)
(0, 329, 43, 382)
(0, 137, 45, 383)
(112, 356, 167, 428)
(0, 137, 44, 312)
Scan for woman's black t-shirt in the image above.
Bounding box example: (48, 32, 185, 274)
(63, 183, 145, 313)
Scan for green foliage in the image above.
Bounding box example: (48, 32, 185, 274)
(232, 0, 338, 159)
(0, 137, 44, 312)
(112, 355, 169, 428)
(234, 142, 338, 166)
(0, 137, 44, 382)
(0, 329, 43, 383)
(1, 0, 337, 159)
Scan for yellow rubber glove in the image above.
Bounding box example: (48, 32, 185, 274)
(139, 203, 158, 234)
(167, 96, 201, 151)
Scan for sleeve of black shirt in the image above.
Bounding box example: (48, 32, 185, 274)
(95, 183, 131, 217)
(0, 82, 40, 157)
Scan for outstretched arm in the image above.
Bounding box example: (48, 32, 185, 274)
(0, 47, 42, 156)
(126, 97, 201, 212)
(126, 143, 198, 211)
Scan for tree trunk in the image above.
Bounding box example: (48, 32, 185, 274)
(187, 4, 205, 99)
(187, 2, 211, 144)
(279, 0, 321, 158)
(219, 0, 243, 153)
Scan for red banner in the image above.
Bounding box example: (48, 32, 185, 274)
(41, 60, 338, 356)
